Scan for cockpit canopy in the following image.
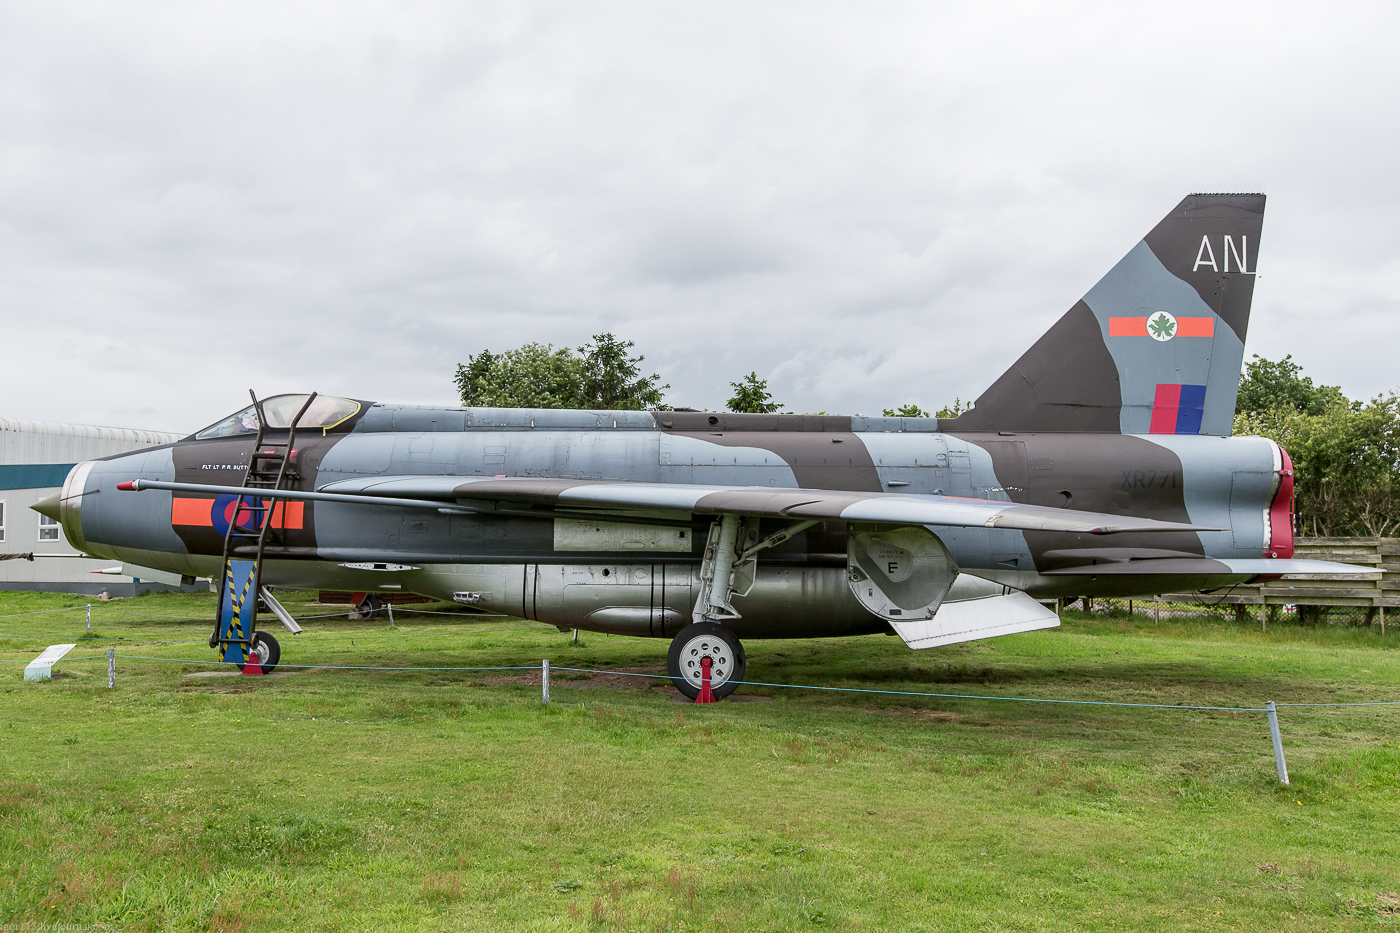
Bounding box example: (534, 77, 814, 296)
(194, 394, 361, 439)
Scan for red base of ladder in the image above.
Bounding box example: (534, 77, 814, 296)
(241, 659, 264, 676)
(695, 656, 717, 704)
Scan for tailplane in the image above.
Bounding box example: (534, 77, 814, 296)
(940, 193, 1265, 436)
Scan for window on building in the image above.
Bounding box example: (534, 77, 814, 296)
(38, 512, 60, 542)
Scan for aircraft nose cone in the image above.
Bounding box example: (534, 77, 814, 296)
(31, 492, 62, 522)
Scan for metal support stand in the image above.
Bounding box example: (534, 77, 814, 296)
(542, 659, 550, 704)
(1266, 701, 1289, 785)
(107, 648, 115, 689)
(571, 628, 579, 645)
(86, 604, 91, 635)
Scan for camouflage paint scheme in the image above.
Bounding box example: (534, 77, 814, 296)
(47, 194, 1349, 642)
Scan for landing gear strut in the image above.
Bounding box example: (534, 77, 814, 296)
(667, 514, 816, 700)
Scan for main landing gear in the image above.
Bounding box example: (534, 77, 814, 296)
(664, 514, 817, 701)
(667, 622, 746, 700)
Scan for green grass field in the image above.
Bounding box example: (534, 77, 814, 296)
(2, 589, 1398, 931)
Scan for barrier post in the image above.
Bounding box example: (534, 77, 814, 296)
(86, 604, 91, 635)
(542, 659, 550, 704)
(1266, 701, 1289, 785)
(107, 648, 115, 689)
(1154, 595, 1160, 625)
(387, 602, 394, 627)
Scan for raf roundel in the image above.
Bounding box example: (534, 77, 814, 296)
(1147, 311, 1177, 342)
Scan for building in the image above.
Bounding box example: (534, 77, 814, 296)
(0, 417, 189, 595)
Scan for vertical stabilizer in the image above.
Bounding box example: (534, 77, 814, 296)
(941, 193, 1265, 435)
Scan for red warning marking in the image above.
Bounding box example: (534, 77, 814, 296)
(171, 497, 304, 529)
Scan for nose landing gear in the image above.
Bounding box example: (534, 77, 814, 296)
(666, 622, 745, 701)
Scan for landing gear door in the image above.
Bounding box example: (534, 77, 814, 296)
(846, 524, 957, 622)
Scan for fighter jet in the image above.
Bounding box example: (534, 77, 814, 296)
(35, 193, 1369, 698)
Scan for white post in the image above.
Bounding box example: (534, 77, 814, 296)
(387, 601, 394, 627)
(542, 659, 550, 704)
(1266, 701, 1289, 785)
(107, 648, 115, 689)
(86, 604, 91, 635)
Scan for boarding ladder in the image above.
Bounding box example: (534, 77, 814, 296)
(210, 391, 317, 658)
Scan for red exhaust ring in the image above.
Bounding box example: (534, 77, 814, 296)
(1267, 447, 1296, 559)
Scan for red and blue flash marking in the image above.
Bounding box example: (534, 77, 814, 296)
(1149, 384, 1206, 435)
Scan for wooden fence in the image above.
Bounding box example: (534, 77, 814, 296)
(1156, 537, 1399, 631)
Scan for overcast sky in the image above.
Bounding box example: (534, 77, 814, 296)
(2, 1, 1397, 433)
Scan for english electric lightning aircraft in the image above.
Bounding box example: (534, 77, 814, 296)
(36, 193, 1369, 697)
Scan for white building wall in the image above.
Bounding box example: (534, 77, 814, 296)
(0, 418, 184, 465)
(0, 418, 189, 594)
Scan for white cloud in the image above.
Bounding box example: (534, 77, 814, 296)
(1, 0, 1397, 431)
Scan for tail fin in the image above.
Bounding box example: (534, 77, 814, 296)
(940, 193, 1265, 436)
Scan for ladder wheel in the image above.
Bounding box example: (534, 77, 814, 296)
(250, 631, 281, 674)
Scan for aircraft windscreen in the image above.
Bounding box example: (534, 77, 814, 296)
(194, 395, 360, 439)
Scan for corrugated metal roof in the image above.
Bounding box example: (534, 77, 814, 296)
(0, 418, 186, 465)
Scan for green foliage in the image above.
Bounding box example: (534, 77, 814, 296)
(935, 397, 970, 419)
(726, 372, 782, 413)
(577, 333, 670, 410)
(1236, 354, 1347, 417)
(454, 333, 668, 410)
(1232, 354, 1400, 537)
(883, 400, 971, 419)
(1236, 392, 1400, 537)
(454, 342, 583, 409)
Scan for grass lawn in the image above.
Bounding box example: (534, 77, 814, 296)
(2, 589, 1399, 931)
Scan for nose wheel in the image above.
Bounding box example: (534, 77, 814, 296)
(667, 622, 746, 700)
(249, 631, 281, 675)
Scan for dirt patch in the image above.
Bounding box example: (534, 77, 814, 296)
(858, 703, 967, 724)
(478, 667, 668, 692)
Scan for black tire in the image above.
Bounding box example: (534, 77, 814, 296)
(666, 622, 746, 700)
(250, 631, 280, 674)
(355, 595, 385, 619)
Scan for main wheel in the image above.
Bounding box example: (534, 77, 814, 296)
(354, 595, 385, 619)
(250, 631, 281, 675)
(667, 622, 746, 700)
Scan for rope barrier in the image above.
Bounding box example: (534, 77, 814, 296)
(16, 653, 1396, 711)
(110, 655, 537, 672)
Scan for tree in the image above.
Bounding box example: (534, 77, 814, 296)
(577, 334, 669, 410)
(453, 343, 583, 409)
(1236, 394, 1400, 538)
(1236, 354, 1346, 417)
(453, 349, 497, 407)
(727, 373, 781, 414)
(454, 333, 670, 410)
(935, 397, 970, 419)
(882, 404, 928, 418)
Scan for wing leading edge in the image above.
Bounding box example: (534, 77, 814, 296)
(313, 475, 1218, 536)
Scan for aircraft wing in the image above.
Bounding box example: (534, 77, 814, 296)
(1043, 558, 1376, 576)
(315, 475, 1218, 536)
